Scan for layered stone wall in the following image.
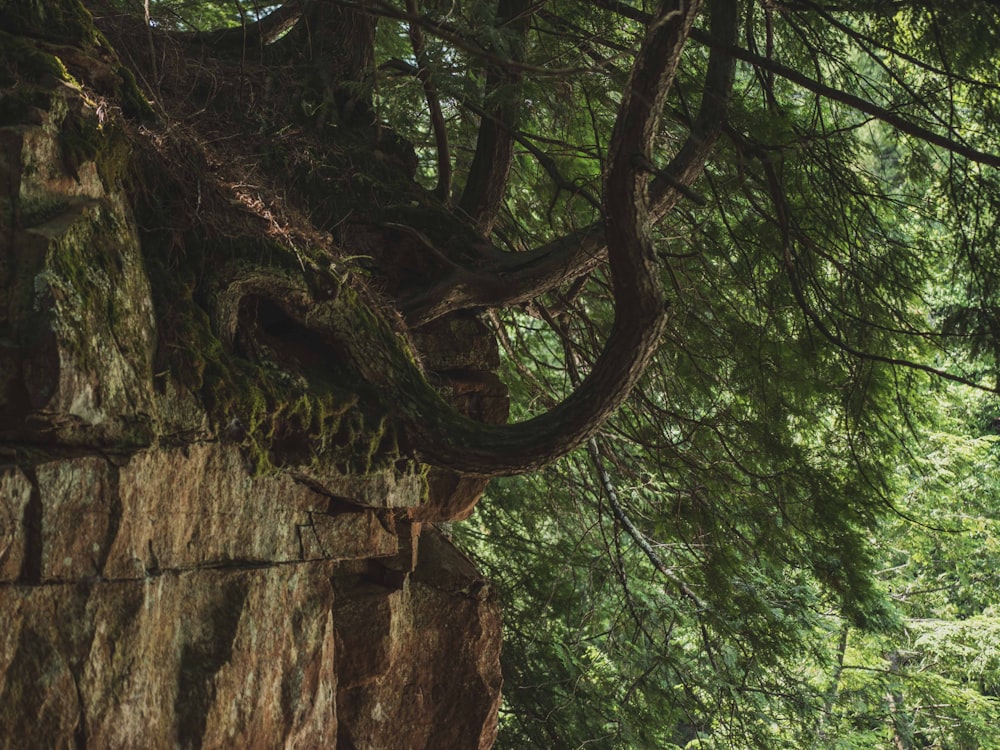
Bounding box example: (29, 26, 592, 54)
(0, 28, 503, 749)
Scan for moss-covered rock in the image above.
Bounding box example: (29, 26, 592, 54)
(0, 67, 160, 445)
(0, 0, 98, 45)
(0, 8, 506, 749)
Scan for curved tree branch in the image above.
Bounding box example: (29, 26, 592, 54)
(221, 0, 719, 476)
(405, 0, 705, 473)
(402, 0, 738, 325)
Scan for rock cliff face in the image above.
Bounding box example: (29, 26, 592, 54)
(0, 12, 504, 749)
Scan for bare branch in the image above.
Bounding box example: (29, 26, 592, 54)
(587, 438, 707, 609)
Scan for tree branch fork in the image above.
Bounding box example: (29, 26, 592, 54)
(202, 0, 738, 476)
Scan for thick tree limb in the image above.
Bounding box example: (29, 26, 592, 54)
(178, 2, 303, 49)
(221, 0, 716, 476)
(383, 57, 601, 219)
(457, 0, 531, 233)
(402, 0, 738, 325)
(406, 0, 704, 471)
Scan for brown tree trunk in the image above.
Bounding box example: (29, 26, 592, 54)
(302, 0, 377, 117)
(458, 0, 531, 233)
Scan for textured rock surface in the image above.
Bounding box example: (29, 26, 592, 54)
(0, 21, 504, 749)
(335, 530, 503, 750)
(0, 84, 162, 446)
(0, 515, 501, 749)
(0, 564, 340, 749)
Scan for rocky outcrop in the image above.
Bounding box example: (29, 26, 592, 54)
(0, 18, 503, 749)
(335, 530, 502, 750)
(0, 454, 502, 748)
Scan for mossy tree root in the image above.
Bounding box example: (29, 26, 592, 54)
(211, 0, 735, 478)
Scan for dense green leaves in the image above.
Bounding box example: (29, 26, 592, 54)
(448, 2, 1000, 748)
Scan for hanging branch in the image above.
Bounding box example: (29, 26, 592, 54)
(596, 0, 1000, 168)
(546, 309, 706, 607)
(689, 28, 1000, 169)
(542, 292, 707, 610)
(586, 438, 707, 609)
(759, 152, 999, 393)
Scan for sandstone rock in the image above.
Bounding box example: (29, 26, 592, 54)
(105, 444, 400, 578)
(0, 465, 32, 580)
(1, 22, 504, 750)
(0, 447, 404, 585)
(0, 83, 161, 446)
(335, 527, 502, 750)
(419, 469, 492, 523)
(0, 563, 340, 749)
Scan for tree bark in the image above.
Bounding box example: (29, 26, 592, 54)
(457, 0, 531, 233)
(401, 0, 738, 326)
(302, 0, 377, 116)
(220, 0, 727, 476)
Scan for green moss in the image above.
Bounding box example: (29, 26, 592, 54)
(0, 23, 152, 128)
(0, 37, 133, 192)
(0, 33, 75, 133)
(0, 0, 98, 46)
(40, 208, 126, 370)
(115, 66, 154, 122)
(0, 29, 72, 88)
(143, 239, 409, 478)
(59, 108, 100, 179)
